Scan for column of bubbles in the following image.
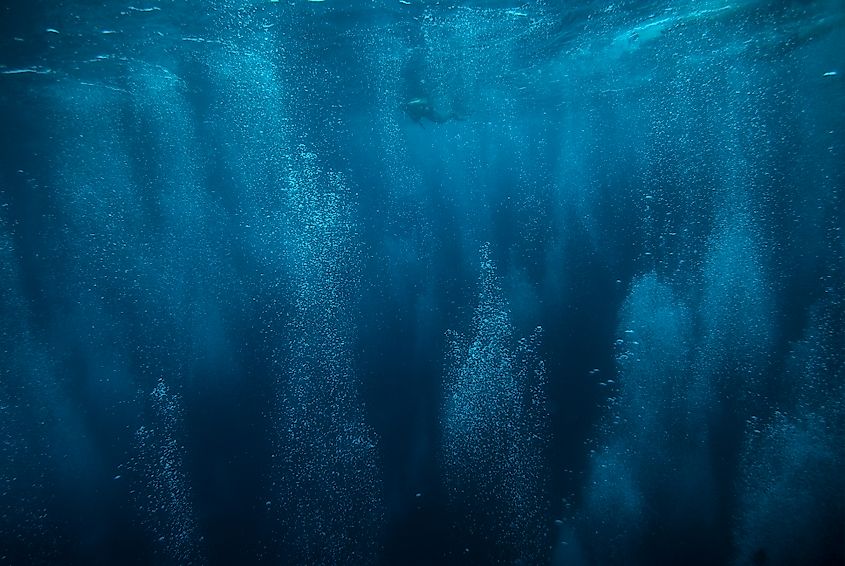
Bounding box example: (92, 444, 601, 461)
(270, 145, 383, 565)
(699, 209, 775, 402)
(733, 293, 844, 565)
(579, 273, 715, 562)
(132, 380, 203, 565)
(442, 243, 548, 564)
(202, 42, 291, 274)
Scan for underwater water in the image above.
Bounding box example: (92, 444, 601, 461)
(1, 0, 843, 564)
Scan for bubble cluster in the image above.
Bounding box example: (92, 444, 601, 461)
(580, 273, 715, 562)
(441, 243, 548, 564)
(734, 296, 844, 566)
(699, 210, 775, 397)
(269, 145, 383, 565)
(132, 380, 203, 565)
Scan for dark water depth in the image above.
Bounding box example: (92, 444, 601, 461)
(1, 1, 843, 564)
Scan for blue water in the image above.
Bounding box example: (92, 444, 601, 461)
(1, 1, 843, 564)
